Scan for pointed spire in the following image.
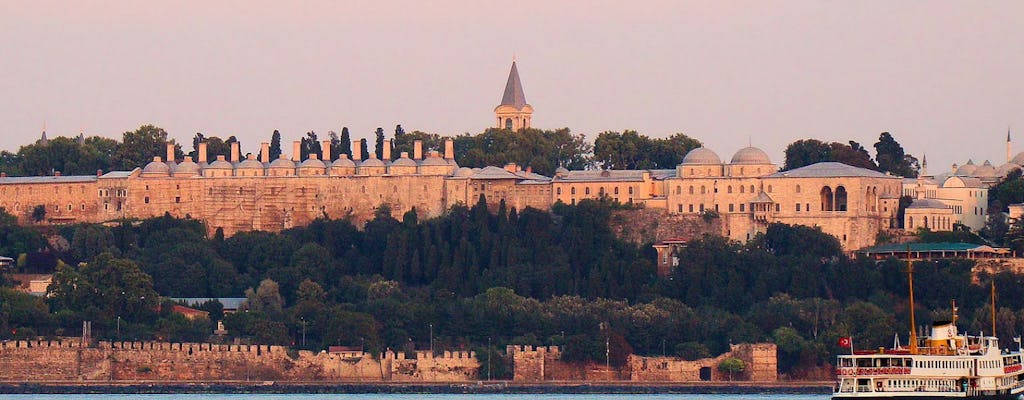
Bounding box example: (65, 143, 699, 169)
(500, 61, 529, 109)
(1008, 126, 1012, 142)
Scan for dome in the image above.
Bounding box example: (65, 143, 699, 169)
(207, 157, 233, 170)
(359, 158, 386, 167)
(141, 157, 171, 176)
(332, 156, 356, 168)
(298, 158, 327, 169)
(555, 166, 569, 175)
(174, 158, 201, 176)
(237, 158, 264, 170)
(997, 162, 1021, 176)
(421, 156, 449, 167)
(730, 146, 771, 165)
(269, 157, 296, 169)
(1011, 152, 1024, 166)
(974, 160, 997, 177)
(956, 160, 977, 176)
(681, 147, 722, 165)
(391, 157, 417, 168)
(455, 167, 474, 177)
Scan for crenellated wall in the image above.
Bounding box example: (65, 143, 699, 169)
(0, 340, 479, 382)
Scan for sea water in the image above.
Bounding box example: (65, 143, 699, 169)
(0, 395, 830, 400)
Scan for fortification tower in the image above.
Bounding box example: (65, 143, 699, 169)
(494, 60, 533, 131)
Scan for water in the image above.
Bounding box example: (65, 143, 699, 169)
(0, 395, 828, 400)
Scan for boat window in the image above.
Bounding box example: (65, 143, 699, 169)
(857, 358, 872, 367)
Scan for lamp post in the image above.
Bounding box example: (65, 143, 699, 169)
(300, 317, 306, 348)
(487, 336, 492, 381)
(429, 323, 433, 354)
(116, 316, 121, 341)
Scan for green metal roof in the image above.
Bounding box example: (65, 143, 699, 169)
(859, 242, 990, 253)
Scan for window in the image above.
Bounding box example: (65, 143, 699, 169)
(740, 204, 745, 212)
(676, 186, 681, 195)
(144, 197, 150, 204)
(571, 187, 576, 195)
(688, 204, 694, 212)
(628, 187, 634, 195)
(689, 186, 694, 194)
(585, 187, 590, 195)
(728, 204, 734, 212)
(727, 186, 732, 193)
(796, 203, 801, 212)
(614, 187, 619, 195)
(175, 196, 181, 203)
(678, 204, 683, 212)
(556, 187, 562, 195)
(700, 186, 706, 194)
(796, 185, 801, 193)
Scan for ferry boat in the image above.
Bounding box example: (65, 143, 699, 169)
(833, 261, 1024, 400)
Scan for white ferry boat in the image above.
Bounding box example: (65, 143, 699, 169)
(834, 269, 1024, 400)
(833, 321, 1024, 400)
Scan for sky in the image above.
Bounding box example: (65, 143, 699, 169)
(2, 0, 1023, 171)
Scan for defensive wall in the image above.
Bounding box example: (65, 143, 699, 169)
(507, 343, 777, 383)
(0, 339, 478, 382)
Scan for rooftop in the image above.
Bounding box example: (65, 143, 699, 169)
(767, 162, 896, 179)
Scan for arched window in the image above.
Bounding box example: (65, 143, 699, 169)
(614, 187, 619, 195)
(571, 187, 576, 195)
(835, 186, 848, 212)
(727, 186, 733, 193)
(740, 185, 745, 194)
(556, 187, 562, 195)
(676, 186, 681, 195)
(796, 185, 801, 193)
(924, 216, 929, 229)
(505, 118, 513, 130)
(689, 186, 694, 194)
(585, 187, 590, 195)
(750, 185, 755, 193)
(820, 186, 834, 211)
(767, 185, 773, 193)
(700, 186, 706, 194)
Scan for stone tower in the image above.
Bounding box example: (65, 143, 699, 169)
(494, 60, 533, 131)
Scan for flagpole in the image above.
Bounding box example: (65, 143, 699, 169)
(850, 336, 854, 356)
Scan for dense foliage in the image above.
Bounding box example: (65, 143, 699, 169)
(1, 198, 1021, 378)
(593, 131, 701, 170)
(783, 132, 918, 177)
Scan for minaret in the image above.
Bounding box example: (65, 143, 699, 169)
(1007, 127, 1012, 163)
(494, 59, 533, 131)
(921, 153, 928, 177)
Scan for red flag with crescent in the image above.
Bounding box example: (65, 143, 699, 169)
(838, 337, 852, 348)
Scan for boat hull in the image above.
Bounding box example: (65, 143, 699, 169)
(832, 395, 1021, 400)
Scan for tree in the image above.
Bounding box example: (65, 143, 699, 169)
(338, 127, 352, 158)
(718, 357, 746, 381)
(359, 139, 369, 160)
(374, 127, 386, 160)
(270, 130, 283, 160)
(455, 128, 593, 175)
(114, 125, 178, 170)
(874, 132, 917, 177)
(593, 130, 700, 169)
(243, 279, 285, 319)
(30, 205, 46, 223)
(300, 131, 321, 160)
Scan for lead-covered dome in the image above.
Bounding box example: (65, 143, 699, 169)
(956, 160, 977, 176)
(141, 157, 171, 176)
(730, 146, 771, 165)
(331, 155, 356, 168)
(974, 160, 997, 178)
(681, 147, 722, 165)
(174, 157, 201, 176)
(359, 158, 386, 167)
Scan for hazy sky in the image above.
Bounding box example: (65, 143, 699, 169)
(2, 0, 1023, 171)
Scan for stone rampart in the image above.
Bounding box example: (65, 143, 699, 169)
(0, 340, 479, 382)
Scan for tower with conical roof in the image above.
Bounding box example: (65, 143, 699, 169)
(494, 60, 533, 131)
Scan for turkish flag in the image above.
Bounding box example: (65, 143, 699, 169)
(838, 337, 852, 348)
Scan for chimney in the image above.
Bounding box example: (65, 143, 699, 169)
(414, 140, 423, 160)
(526, 166, 532, 173)
(247, 153, 257, 161)
(309, 153, 318, 161)
(383, 139, 392, 160)
(292, 141, 301, 162)
(400, 151, 409, 159)
(321, 140, 332, 162)
(96, 169, 103, 177)
(352, 141, 362, 161)
(198, 142, 208, 164)
(216, 155, 226, 162)
(154, 156, 162, 163)
(0, 172, 6, 178)
(54, 171, 61, 177)
(504, 163, 517, 173)
(230, 141, 240, 163)
(166, 143, 175, 163)
(260, 142, 270, 163)
(444, 138, 454, 160)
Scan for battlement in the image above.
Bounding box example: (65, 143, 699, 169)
(506, 345, 560, 354)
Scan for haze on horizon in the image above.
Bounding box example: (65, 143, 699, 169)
(2, 0, 1022, 171)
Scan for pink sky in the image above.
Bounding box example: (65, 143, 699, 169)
(2, 0, 1023, 171)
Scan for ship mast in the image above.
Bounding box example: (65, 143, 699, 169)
(991, 281, 997, 338)
(907, 250, 918, 354)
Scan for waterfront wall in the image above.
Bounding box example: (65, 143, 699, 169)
(0, 340, 478, 382)
(508, 343, 777, 383)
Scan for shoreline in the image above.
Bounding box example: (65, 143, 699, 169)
(0, 380, 833, 394)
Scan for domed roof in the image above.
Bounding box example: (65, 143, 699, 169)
(237, 157, 264, 170)
(455, 167, 474, 177)
(555, 166, 569, 175)
(681, 147, 722, 165)
(332, 156, 356, 168)
(359, 158, 386, 168)
(956, 159, 977, 176)
(1011, 152, 1024, 166)
(391, 156, 417, 167)
(730, 146, 771, 165)
(269, 157, 296, 169)
(974, 160, 997, 177)
(997, 162, 1021, 176)
(207, 156, 233, 170)
(142, 158, 171, 175)
(421, 156, 449, 167)
(298, 158, 326, 169)
(174, 158, 201, 175)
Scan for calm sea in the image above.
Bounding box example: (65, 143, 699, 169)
(0, 395, 829, 400)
